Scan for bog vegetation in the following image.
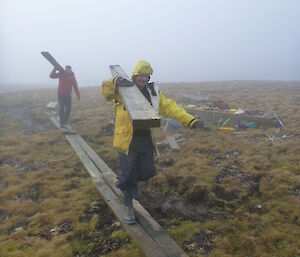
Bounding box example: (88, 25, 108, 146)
(0, 81, 299, 257)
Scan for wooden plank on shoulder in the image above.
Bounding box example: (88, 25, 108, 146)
(109, 65, 160, 129)
(41, 52, 65, 73)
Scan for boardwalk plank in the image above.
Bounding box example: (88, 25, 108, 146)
(48, 114, 189, 257)
(65, 136, 167, 257)
(77, 140, 188, 257)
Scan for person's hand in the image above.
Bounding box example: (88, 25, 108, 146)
(116, 77, 134, 87)
(190, 120, 204, 129)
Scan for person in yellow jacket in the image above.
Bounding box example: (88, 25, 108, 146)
(102, 60, 203, 224)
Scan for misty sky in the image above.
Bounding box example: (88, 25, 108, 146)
(1, 0, 300, 89)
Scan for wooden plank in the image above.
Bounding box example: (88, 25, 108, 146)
(48, 115, 60, 128)
(47, 113, 76, 134)
(41, 52, 65, 73)
(47, 114, 188, 256)
(133, 203, 189, 257)
(197, 109, 278, 127)
(109, 65, 131, 80)
(92, 178, 167, 257)
(65, 135, 101, 178)
(166, 136, 180, 151)
(64, 125, 77, 134)
(78, 143, 188, 257)
(75, 136, 114, 174)
(46, 101, 57, 109)
(109, 65, 160, 129)
(100, 169, 188, 257)
(65, 136, 168, 257)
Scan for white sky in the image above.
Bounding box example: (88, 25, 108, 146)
(0, 0, 299, 89)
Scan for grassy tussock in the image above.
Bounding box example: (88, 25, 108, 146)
(0, 89, 142, 256)
(1, 82, 300, 256)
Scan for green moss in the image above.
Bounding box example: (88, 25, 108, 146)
(111, 229, 130, 241)
(71, 239, 93, 255)
(167, 219, 201, 245)
(104, 243, 145, 257)
(281, 163, 300, 175)
(0, 241, 27, 257)
(88, 214, 99, 230)
(27, 220, 41, 230)
(73, 223, 90, 238)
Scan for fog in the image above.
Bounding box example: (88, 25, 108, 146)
(1, 0, 300, 91)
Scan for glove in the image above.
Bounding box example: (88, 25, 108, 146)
(190, 120, 204, 129)
(116, 77, 134, 87)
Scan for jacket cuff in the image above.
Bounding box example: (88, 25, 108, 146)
(188, 118, 197, 128)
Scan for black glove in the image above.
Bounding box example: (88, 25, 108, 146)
(190, 120, 204, 129)
(116, 77, 134, 87)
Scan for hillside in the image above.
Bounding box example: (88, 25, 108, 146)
(0, 81, 299, 257)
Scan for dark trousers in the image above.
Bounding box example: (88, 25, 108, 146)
(117, 136, 156, 191)
(58, 94, 71, 126)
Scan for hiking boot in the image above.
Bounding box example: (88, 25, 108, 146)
(123, 206, 136, 224)
(132, 185, 142, 200)
(122, 190, 136, 224)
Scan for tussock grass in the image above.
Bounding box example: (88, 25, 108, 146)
(0, 89, 142, 256)
(1, 82, 299, 256)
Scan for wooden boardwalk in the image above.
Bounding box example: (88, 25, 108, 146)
(47, 113, 189, 257)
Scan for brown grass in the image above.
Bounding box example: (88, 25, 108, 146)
(0, 81, 299, 256)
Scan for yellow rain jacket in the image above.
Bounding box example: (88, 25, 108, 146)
(102, 77, 197, 154)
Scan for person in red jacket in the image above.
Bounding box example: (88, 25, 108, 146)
(50, 65, 80, 128)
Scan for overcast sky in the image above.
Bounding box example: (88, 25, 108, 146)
(0, 0, 299, 90)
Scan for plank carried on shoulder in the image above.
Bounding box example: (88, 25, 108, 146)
(109, 65, 160, 129)
(41, 51, 65, 73)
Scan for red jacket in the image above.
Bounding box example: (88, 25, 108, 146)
(50, 70, 80, 98)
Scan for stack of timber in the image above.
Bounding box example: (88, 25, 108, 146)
(47, 112, 188, 257)
(109, 65, 160, 129)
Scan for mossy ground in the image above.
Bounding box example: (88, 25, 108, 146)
(0, 89, 143, 257)
(0, 81, 299, 256)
